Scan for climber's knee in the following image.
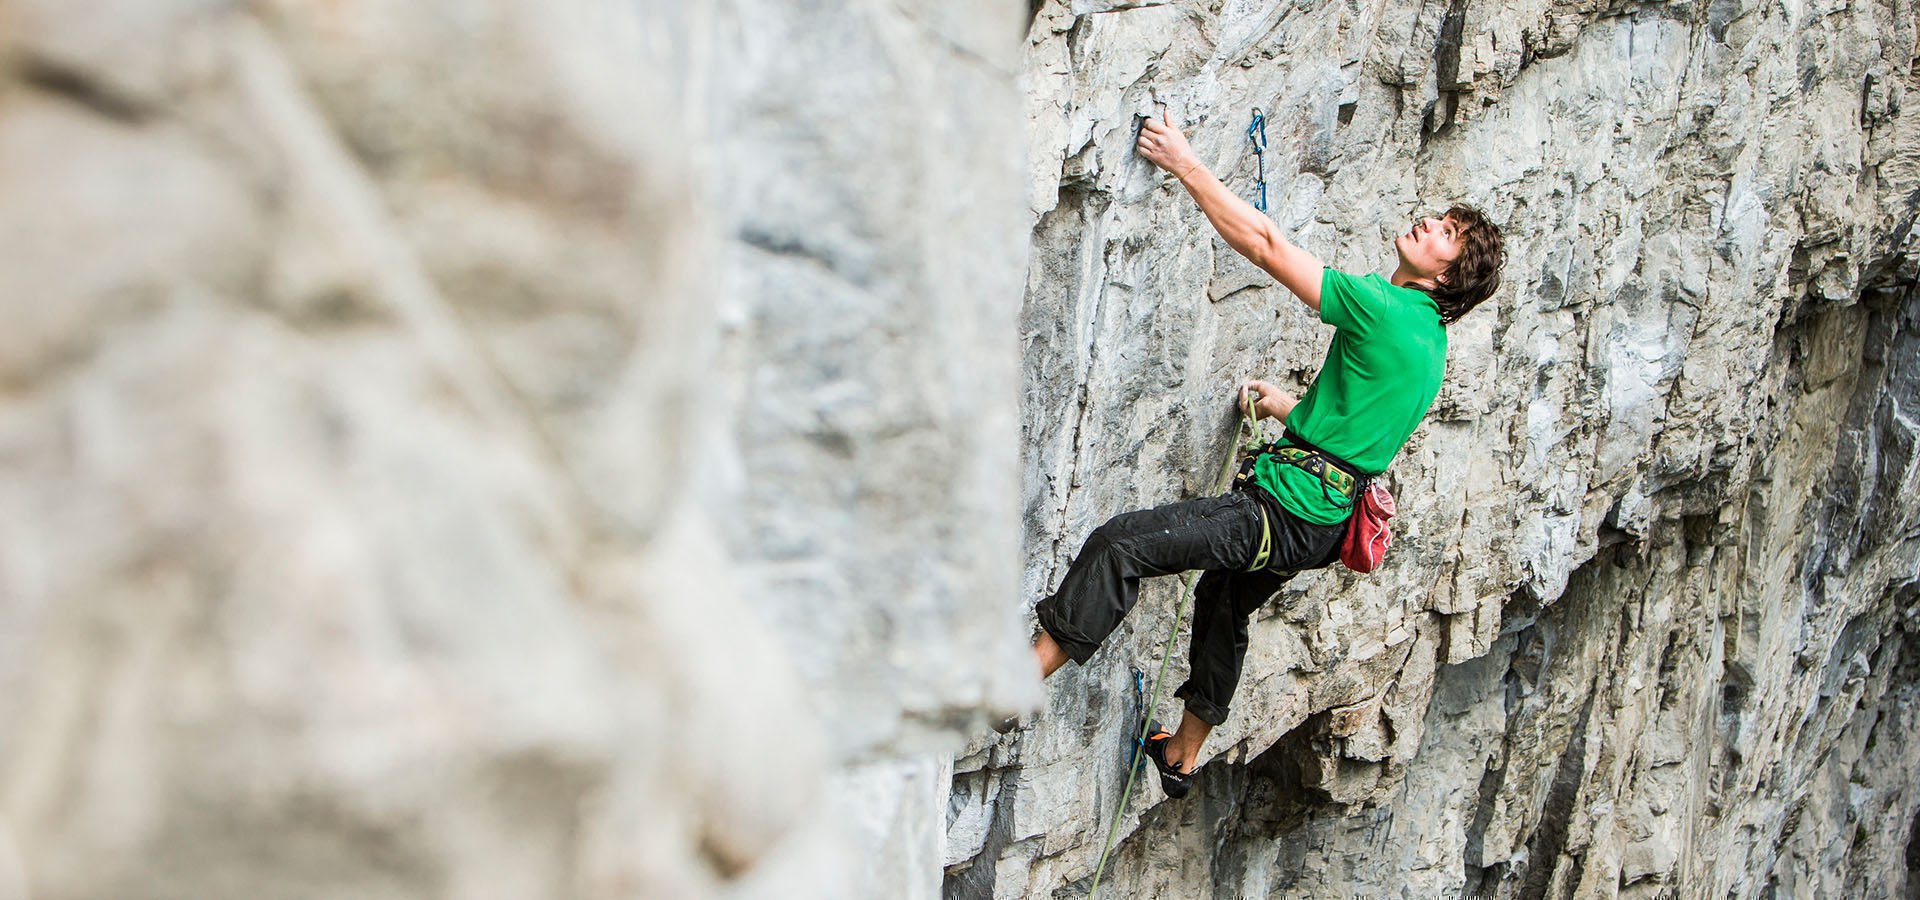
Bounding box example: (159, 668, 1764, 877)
(1033, 601, 1100, 665)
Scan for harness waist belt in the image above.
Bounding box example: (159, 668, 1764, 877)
(1272, 446, 1358, 497)
(1263, 432, 1375, 505)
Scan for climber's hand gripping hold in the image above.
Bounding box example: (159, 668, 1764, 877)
(1133, 110, 1202, 178)
(1135, 112, 1327, 311)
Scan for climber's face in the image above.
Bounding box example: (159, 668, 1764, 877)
(1395, 214, 1464, 290)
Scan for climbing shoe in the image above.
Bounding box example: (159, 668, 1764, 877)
(1139, 722, 1193, 800)
(991, 714, 1022, 735)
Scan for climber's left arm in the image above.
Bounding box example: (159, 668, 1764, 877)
(1137, 114, 1325, 311)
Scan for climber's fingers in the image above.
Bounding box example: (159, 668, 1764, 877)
(1135, 134, 1161, 165)
(1136, 114, 1197, 175)
(1242, 380, 1274, 412)
(1137, 116, 1181, 168)
(1136, 119, 1159, 153)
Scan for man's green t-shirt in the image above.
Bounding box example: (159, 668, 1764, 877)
(1252, 267, 1448, 525)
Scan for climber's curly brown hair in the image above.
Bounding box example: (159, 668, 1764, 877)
(1429, 205, 1507, 325)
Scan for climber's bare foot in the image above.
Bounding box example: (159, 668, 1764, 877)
(1034, 630, 1070, 679)
(1163, 709, 1210, 774)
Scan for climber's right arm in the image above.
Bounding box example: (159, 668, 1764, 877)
(1137, 114, 1325, 311)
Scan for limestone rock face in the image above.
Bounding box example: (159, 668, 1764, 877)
(3, 0, 1917, 898)
(0, 1, 1030, 898)
(948, 0, 1920, 897)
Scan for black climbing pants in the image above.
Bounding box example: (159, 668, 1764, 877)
(1033, 486, 1347, 727)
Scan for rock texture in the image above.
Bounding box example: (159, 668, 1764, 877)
(948, 0, 1920, 897)
(0, 1, 1030, 898)
(3, 0, 1917, 898)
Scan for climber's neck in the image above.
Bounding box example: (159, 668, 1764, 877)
(1389, 264, 1434, 292)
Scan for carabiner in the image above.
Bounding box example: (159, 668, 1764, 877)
(1248, 108, 1269, 212)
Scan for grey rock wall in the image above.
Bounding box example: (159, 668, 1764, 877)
(949, 0, 1920, 897)
(713, 0, 1035, 893)
(3, 0, 1916, 897)
(0, 1, 1031, 898)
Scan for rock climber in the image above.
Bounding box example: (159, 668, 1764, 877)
(1012, 112, 1507, 800)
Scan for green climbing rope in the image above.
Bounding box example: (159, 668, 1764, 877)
(1085, 391, 1268, 897)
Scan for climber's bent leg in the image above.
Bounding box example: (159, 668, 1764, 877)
(1174, 566, 1294, 726)
(1174, 494, 1347, 725)
(1033, 492, 1265, 667)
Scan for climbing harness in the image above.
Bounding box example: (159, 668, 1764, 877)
(1247, 501, 1273, 572)
(1247, 430, 1400, 573)
(1271, 446, 1359, 501)
(1271, 430, 1371, 509)
(1247, 108, 1268, 213)
(1086, 392, 1269, 897)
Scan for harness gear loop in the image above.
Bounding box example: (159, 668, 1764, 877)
(1247, 108, 1268, 213)
(1247, 504, 1272, 572)
(1087, 392, 1265, 897)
